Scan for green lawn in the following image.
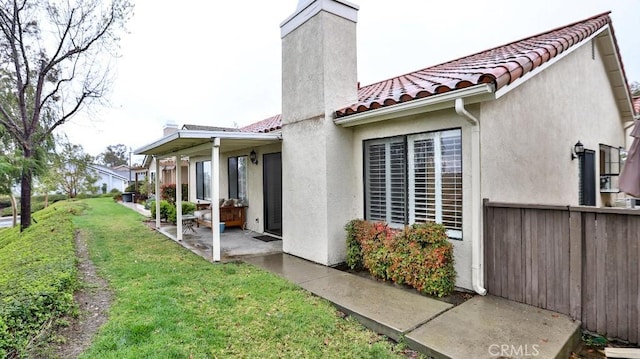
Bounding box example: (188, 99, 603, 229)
(76, 198, 405, 358)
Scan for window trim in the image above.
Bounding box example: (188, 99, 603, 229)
(195, 160, 211, 201)
(228, 155, 248, 200)
(363, 128, 463, 239)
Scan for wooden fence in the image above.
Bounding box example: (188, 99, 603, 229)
(484, 200, 640, 343)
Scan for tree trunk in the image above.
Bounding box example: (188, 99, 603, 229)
(9, 193, 17, 227)
(44, 192, 49, 208)
(20, 150, 33, 231)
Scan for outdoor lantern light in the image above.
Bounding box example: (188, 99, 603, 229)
(250, 150, 258, 165)
(572, 141, 584, 160)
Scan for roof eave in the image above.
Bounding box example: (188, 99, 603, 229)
(334, 83, 495, 127)
(134, 130, 282, 156)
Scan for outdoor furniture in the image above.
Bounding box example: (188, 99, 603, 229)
(182, 214, 197, 234)
(194, 200, 247, 230)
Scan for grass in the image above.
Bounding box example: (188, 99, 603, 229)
(0, 200, 81, 357)
(76, 198, 406, 358)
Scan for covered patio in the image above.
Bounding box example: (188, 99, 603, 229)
(135, 130, 282, 262)
(157, 223, 282, 262)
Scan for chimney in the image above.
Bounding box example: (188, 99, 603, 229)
(280, 0, 359, 123)
(279, 0, 360, 266)
(163, 121, 179, 136)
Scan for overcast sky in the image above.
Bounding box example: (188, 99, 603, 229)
(58, 0, 640, 161)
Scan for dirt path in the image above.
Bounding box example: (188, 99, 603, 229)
(45, 231, 112, 358)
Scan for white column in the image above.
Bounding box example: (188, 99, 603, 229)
(154, 156, 161, 229)
(212, 138, 221, 261)
(176, 156, 183, 241)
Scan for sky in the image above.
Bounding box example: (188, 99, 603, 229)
(59, 0, 640, 163)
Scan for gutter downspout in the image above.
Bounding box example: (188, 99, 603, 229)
(455, 98, 487, 296)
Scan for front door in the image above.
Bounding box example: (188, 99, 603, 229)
(263, 152, 282, 235)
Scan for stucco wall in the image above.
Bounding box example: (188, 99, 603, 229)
(280, 9, 359, 265)
(480, 43, 625, 207)
(351, 109, 475, 290)
(188, 143, 282, 233)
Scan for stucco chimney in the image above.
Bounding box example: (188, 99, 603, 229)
(163, 121, 178, 136)
(279, 0, 359, 266)
(280, 0, 359, 123)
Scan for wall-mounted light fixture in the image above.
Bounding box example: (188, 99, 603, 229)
(250, 150, 258, 165)
(571, 140, 584, 160)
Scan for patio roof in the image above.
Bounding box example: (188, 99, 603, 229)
(134, 130, 282, 157)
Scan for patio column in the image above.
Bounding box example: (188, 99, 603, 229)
(176, 155, 183, 241)
(211, 138, 221, 262)
(154, 156, 161, 229)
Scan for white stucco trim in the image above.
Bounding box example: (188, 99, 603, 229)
(280, 0, 359, 38)
(334, 84, 495, 127)
(494, 26, 608, 100)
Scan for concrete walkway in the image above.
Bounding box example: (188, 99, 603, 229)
(245, 253, 581, 359)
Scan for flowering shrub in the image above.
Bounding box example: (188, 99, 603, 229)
(344, 219, 456, 297)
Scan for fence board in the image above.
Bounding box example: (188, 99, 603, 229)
(629, 215, 637, 343)
(583, 212, 597, 331)
(605, 215, 618, 338)
(596, 212, 607, 335)
(524, 209, 533, 306)
(569, 210, 582, 321)
(616, 214, 628, 340)
(484, 201, 640, 344)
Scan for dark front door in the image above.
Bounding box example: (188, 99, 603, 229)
(263, 152, 282, 235)
(580, 149, 596, 206)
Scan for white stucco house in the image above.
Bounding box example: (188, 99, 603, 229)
(90, 165, 129, 193)
(135, 0, 637, 293)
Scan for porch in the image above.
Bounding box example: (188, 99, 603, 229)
(155, 221, 282, 262)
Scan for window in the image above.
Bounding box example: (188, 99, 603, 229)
(196, 161, 211, 201)
(228, 156, 248, 200)
(364, 129, 463, 239)
(599, 144, 621, 192)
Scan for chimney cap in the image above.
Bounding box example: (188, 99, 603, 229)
(280, 0, 359, 39)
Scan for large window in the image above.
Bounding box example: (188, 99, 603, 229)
(196, 161, 211, 201)
(364, 129, 463, 239)
(599, 144, 622, 192)
(228, 156, 248, 200)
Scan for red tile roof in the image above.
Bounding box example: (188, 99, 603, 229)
(240, 12, 628, 130)
(240, 114, 282, 133)
(634, 97, 640, 116)
(335, 12, 613, 117)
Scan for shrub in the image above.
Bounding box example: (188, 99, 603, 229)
(0, 201, 81, 357)
(150, 200, 173, 222)
(149, 200, 195, 224)
(345, 220, 456, 297)
(160, 184, 188, 204)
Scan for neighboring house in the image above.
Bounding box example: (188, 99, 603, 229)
(136, 1, 636, 292)
(90, 165, 128, 193)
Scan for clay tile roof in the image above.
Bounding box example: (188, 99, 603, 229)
(239, 114, 282, 133)
(634, 97, 640, 116)
(335, 12, 612, 118)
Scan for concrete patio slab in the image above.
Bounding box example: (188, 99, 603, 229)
(245, 253, 452, 342)
(244, 253, 338, 284)
(406, 295, 581, 359)
(300, 270, 452, 342)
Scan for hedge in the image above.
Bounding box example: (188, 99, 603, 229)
(345, 219, 456, 297)
(150, 200, 195, 224)
(0, 201, 82, 357)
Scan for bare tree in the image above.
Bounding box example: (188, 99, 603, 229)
(0, 0, 132, 230)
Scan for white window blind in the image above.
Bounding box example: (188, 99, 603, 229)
(364, 137, 406, 225)
(365, 129, 462, 239)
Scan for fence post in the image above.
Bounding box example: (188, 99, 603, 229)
(568, 206, 582, 320)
